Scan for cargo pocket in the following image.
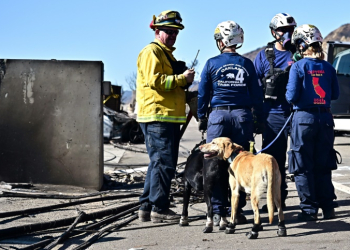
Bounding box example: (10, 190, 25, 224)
(209, 114, 224, 125)
(287, 147, 302, 174)
(292, 117, 314, 149)
(207, 114, 225, 140)
(327, 148, 341, 171)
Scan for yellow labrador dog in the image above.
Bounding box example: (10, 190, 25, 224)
(199, 137, 287, 239)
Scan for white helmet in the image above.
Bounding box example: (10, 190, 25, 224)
(269, 13, 296, 30)
(214, 21, 244, 49)
(292, 24, 323, 45)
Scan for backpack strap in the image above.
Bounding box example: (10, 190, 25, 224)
(264, 41, 276, 75)
(150, 42, 188, 76)
(151, 42, 176, 63)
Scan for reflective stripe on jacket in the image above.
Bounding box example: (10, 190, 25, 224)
(136, 39, 187, 123)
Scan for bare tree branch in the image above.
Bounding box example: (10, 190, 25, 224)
(125, 72, 137, 91)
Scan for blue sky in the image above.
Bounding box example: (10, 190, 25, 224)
(1, 0, 349, 90)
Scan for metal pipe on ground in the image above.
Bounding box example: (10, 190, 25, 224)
(0, 189, 136, 199)
(21, 206, 140, 250)
(43, 211, 86, 250)
(0, 193, 140, 218)
(72, 214, 138, 250)
(0, 201, 140, 240)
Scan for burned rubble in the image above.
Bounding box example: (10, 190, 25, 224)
(0, 139, 203, 249)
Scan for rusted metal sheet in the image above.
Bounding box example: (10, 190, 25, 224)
(0, 59, 104, 190)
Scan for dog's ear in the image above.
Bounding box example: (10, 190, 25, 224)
(223, 141, 234, 160)
(233, 143, 244, 152)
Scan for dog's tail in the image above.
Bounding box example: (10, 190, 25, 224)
(267, 157, 275, 224)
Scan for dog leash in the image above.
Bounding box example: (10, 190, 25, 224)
(255, 113, 293, 155)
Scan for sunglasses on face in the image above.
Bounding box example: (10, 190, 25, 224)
(158, 29, 179, 35)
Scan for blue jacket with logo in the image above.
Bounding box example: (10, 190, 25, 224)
(254, 47, 293, 113)
(197, 53, 263, 120)
(286, 58, 339, 109)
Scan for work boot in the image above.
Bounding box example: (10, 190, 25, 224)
(213, 214, 221, 226)
(332, 201, 339, 208)
(151, 209, 181, 223)
(297, 212, 318, 222)
(261, 202, 286, 213)
(234, 213, 247, 224)
(323, 208, 336, 220)
(138, 209, 151, 222)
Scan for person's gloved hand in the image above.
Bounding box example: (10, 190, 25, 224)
(198, 118, 208, 132)
(254, 121, 265, 134)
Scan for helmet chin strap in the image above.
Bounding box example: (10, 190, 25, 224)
(217, 41, 226, 53)
(271, 29, 282, 43)
(217, 41, 240, 54)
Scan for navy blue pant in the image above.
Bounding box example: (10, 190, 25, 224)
(207, 108, 253, 216)
(139, 122, 180, 212)
(262, 112, 291, 203)
(288, 111, 337, 215)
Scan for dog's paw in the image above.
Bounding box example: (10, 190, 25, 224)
(219, 225, 227, 231)
(202, 226, 213, 233)
(246, 231, 259, 239)
(179, 216, 189, 227)
(277, 227, 287, 237)
(225, 227, 235, 234)
(179, 222, 189, 227)
(258, 224, 263, 231)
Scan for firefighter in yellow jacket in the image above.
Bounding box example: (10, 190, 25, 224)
(137, 10, 195, 223)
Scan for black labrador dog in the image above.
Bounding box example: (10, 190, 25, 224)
(179, 142, 230, 233)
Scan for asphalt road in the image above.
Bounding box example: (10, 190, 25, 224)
(1, 118, 350, 249)
(111, 119, 350, 250)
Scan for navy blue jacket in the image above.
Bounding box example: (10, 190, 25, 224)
(286, 58, 339, 109)
(197, 53, 263, 120)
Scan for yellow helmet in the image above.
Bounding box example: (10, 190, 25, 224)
(150, 10, 184, 30)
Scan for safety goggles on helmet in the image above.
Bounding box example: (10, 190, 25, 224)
(150, 10, 184, 30)
(295, 39, 308, 52)
(157, 29, 179, 35)
(214, 20, 244, 52)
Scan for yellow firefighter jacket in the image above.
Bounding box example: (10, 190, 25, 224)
(136, 39, 188, 123)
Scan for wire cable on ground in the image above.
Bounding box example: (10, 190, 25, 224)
(110, 141, 148, 154)
(43, 210, 86, 250)
(72, 214, 138, 250)
(0, 193, 140, 219)
(0, 202, 140, 240)
(103, 150, 117, 162)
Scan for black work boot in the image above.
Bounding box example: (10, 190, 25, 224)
(138, 209, 151, 222)
(151, 208, 181, 223)
(297, 212, 318, 221)
(323, 208, 336, 220)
